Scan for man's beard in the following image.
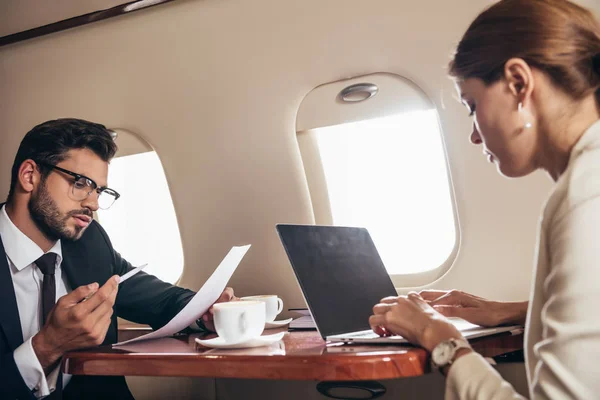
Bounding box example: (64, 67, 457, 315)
(29, 179, 92, 242)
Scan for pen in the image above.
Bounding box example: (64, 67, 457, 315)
(118, 263, 149, 284)
(79, 264, 149, 303)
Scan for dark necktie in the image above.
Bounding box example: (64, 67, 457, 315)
(34, 253, 63, 400)
(35, 253, 57, 326)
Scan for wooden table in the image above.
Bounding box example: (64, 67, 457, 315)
(63, 328, 523, 381)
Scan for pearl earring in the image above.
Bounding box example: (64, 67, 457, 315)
(518, 102, 533, 129)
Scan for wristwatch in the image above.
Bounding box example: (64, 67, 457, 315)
(431, 338, 471, 369)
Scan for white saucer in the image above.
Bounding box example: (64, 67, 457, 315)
(265, 318, 293, 329)
(195, 332, 285, 349)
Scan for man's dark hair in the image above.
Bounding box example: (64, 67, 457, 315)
(7, 118, 118, 202)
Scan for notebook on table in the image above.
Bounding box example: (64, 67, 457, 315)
(288, 308, 316, 330)
(276, 224, 522, 344)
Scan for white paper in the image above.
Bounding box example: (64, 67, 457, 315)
(115, 337, 196, 353)
(113, 245, 251, 346)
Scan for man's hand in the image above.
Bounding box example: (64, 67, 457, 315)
(32, 276, 120, 373)
(199, 287, 237, 332)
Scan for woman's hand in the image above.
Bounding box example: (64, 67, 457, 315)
(418, 290, 528, 327)
(369, 292, 466, 352)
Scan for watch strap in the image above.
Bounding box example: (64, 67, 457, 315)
(432, 338, 471, 369)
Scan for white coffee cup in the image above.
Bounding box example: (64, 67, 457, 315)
(213, 301, 266, 344)
(240, 295, 284, 322)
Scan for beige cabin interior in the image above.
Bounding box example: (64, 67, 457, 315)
(2, 0, 598, 398)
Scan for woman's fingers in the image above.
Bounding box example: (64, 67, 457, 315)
(418, 290, 448, 302)
(372, 325, 386, 336)
(407, 291, 426, 301)
(369, 294, 466, 349)
(372, 302, 393, 314)
(369, 314, 387, 331)
(379, 296, 399, 304)
(421, 290, 504, 326)
(433, 305, 468, 318)
(428, 290, 471, 306)
(420, 289, 479, 307)
(371, 296, 423, 334)
(433, 305, 497, 327)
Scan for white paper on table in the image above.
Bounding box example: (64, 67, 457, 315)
(113, 245, 251, 346)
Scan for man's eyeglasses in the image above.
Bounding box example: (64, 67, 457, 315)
(38, 162, 121, 210)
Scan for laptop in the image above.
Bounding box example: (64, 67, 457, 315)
(276, 224, 522, 344)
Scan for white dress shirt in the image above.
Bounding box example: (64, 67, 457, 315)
(445, 120, 600, 399)
(0, 205, 72, 398)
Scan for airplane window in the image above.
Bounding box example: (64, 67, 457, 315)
(97, 149, 184, 284)
(296, 73, 458, 283)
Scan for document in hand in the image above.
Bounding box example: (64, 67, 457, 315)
(113, 245, 251, 346)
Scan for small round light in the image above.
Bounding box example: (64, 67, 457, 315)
(339, 83, 379, 103)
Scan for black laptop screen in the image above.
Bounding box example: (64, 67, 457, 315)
(277, 224, 398, 337)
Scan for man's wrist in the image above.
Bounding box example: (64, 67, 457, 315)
(31, 332, 62, 373)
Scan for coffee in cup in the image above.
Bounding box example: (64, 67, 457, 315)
(213, 301, 266, 344)
(240, 295, 284, 322)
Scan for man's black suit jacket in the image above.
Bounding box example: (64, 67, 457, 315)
(0, 215, 196, 399)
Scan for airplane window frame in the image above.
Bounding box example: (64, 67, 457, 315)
(97, 129, 186, 286)
(296, 73, 461, 288)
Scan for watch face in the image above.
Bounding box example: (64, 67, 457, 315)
(432, 341, 453, 365)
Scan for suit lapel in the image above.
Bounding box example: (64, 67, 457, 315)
(61, 230, 108, 291)
(0, 235, 25, 350)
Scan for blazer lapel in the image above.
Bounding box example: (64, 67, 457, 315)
(61, 234, 107, 291)
(0, 235, 25, 350)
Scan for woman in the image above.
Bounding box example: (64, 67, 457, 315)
(369, 0, 600, 398)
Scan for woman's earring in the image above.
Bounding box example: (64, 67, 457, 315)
(518, 102, 533, 129)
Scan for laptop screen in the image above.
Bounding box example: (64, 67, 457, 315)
(276, 224, 398, 337)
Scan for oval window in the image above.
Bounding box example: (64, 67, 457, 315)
(97, 129, 184, 284)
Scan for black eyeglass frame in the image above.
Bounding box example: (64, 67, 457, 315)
(37, 162, 121, 205)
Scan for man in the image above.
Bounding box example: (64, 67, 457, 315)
(0, 118, 235, 399)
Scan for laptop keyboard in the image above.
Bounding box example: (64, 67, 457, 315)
(344, 331, 380, 339)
